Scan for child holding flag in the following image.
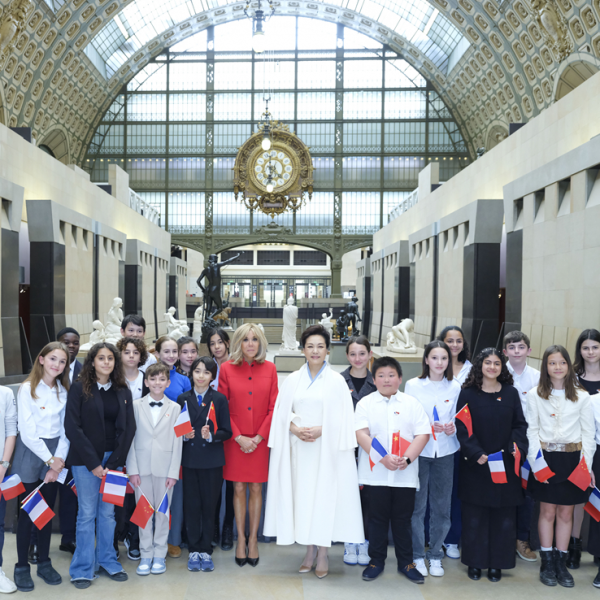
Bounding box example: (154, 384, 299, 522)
(404, 340, 461, 578)
(525, 345, 594, 588)
(455, 347, 528, 583)
(355, 356, 430, 583)
(126, 363, 183, 576)
(177, 357, 231, 573)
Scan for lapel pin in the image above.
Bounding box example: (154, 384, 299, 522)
(497, 397, 502, 401)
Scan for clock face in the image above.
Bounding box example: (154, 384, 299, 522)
(252, 149, 295, 192)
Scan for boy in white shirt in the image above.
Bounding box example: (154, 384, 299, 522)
(120, 315, 157, 373)
(355, 356, 430, 583)
(503, 330, 540, 563)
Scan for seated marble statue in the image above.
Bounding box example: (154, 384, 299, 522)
(165, 306, 187, 336)
(105, 297, 124, 339)
(80, 320, 121, 351)
(319, 309, 334, 336)
(386, 318, 417, 353)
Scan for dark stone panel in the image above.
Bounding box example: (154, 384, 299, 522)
(92, 234, 99, 321)
(2, 229, 22, 374)
(118, 261, 125, 302)
(409, 263, 416, 322)
(362, 276, 371, 339)
(378, 260, 385, 346)
(9, 127, 31, 143)
(505, 230, 523, 332)
(392, 268, 399, 327)
(30, 242, 65, 358)
(169, 275, 178, 313)
(1, 318, 22, 376)
(124, 265, 142, 316)
(398, 266, 410, 320)
(463, 243, 501, 356)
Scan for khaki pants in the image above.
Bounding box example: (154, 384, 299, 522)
(135, 475, 173, 559)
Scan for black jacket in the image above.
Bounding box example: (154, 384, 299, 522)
(177, 387, 232, 469)
(456, 384, 528, 508)
(341, 367, 377, 410)
(65, 381, 136, 472)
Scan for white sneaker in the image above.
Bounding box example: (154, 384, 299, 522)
(343, 543, 358, 565)
(443, 543, 460, 559)
(136, 558, 152, 576)
(0, 570, 16, 594)
(357, 541, 370, 566)
(428, 558, 444, 576)
(414, 558, 428, 577)
(151, 558, 166, 574)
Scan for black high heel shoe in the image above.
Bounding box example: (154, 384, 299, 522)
(235, 538, 247, 567)
(247, 536, 259, 567)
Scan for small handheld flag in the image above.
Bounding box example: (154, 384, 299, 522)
(513, 442, 521, 477)
(369, 437, 388, 470)
(1, 474, 25, 501)
(101, 471, 129, 507)
(521, 459, 530, 490)
(532, 449, 555, 483)
(431, 406, 440, 441)
(391, 432, 411, 457)
(130, 494, 154, 529)
(568, 456, 591, 491)
(454, 404, 473, 437)
(585, 488, 600, 522)
(488, 451, 507, 484)
(157, 490, 170, 517)
(22, 491, 55, 530)
(67, 478, 78, 497)
(174, 402, 193, 437)
(207, 401, 219, 433)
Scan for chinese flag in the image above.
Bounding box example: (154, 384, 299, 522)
(568, 456, 592, 491)
(391, 432, 411, 456)
(513, 442, 521, 477)
(130, 495, 154, 529)
(100, 476, 105, 494)
(207, 401, 219, 433)
(455, 405, 473, 437)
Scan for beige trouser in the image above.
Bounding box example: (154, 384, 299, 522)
(135, 475, 173, 559)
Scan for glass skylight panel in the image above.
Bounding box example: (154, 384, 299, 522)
(128, 94, 167, 121)
(385, 59, 424, 87)
(255, 61, 295, 90)
(169, 62, 207, 91)
(127, 64, 168, 91)
(296, 124, 335, 153)
(214, 21, 253, 51)
(214, 63, 252, 90)
(263, 17, 297, 51)
(170, 30, 207, 52)
(169, 94, 207, 121)
(343, 28, 382, 50)
(342, 191, 380, 234)
(168, 192, 205, 231)
(297, 62, 336, 90)
(214, 94, 253, 120)
(297, 92, 335, 120)
(344, 60, 382, 88)
(297, 19, 337, 50)
(253, 93, 295, 120)
(385, 91, 426, 119)
(343, 91, 382, 120)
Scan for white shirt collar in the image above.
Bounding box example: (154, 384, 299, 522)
(374, 390, 399, 403)
(97, 381, 112, 391)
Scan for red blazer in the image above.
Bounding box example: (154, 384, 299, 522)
(218, 359, 278, 483)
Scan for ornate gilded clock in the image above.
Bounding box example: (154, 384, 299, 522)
(233, 121, 314, 218)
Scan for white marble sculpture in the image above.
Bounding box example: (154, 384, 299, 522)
(80, 320, 121, 351)
(165, 306, 189, 340)
(280, 296, 300, 353)
(105, 297, 124, 339)
(192, 306, 203, 344)
(319, 309, 334, 337)
(386, 318, 418, 354)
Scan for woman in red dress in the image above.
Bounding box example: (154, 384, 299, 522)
(218, 323, 278, 567)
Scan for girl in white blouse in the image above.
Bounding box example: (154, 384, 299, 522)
(526, 345, 594, 589)
(12, 342, 70, 592)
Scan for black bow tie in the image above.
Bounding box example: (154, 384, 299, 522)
(149, 401, 163, 408)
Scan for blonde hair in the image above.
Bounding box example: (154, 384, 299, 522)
(23, 342, 70, 400)
(229, 323, 268, 365)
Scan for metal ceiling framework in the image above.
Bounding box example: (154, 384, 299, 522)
(1, 0, 600, 166)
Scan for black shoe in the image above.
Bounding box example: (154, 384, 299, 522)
(398, 563, 424, 584)
(487, 568, 501, 582)
(566, 537, 582, 570)
(14, 565, 34, 592)
(212, 521, 220, 548)
(36, 560, 62, 585)
(113, 537, 120, 560)
(221, 524, 234, 551)
(59, 542, 76, 555)
(362, 564, 384, 581)
(27, 545, 39, 565)
(594, 566, 600, 588)
(467, 567, 481, 581)
(235, 556, 247, 567)
(124, 534, 140, 561)
(555, 550, 575, 588)
(539, 550, 557, 586)
(71, 579, 92, 589)
(97, 566, 128, 582)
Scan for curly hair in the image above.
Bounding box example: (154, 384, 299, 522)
(116, 336, 149, 368)
(463, 347, 514, 390)
(79, 342, 127, 398)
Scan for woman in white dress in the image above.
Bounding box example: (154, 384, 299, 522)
(264, 324, 364, 579)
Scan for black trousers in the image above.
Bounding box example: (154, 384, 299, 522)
(17, 481, 58, 567)
(183, 466, 223, 554)
(215, 480, 234, 529)
(367, 485, 415, 569)
(461, 502, 517, 570)
(58, 470, 78, 544)
(114, 492, 139, 546)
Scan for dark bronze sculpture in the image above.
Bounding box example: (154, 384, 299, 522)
(346, 295, 362, 336)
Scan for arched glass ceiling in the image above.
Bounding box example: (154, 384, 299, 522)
(87, 0, 465, 78)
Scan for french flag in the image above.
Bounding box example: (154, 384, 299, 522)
(369, 438, 388, 471)
(67, 478, 77, 497)
(157, 490, 169, 517)
(102, 471, 129, 507)
(22, 491, 55, 530)
(174, 402, 193, 437)
(585, 488, 600, 522)
(488, 451, 507, 484)
(533, 449, 555, 483)
(521, 459, 531, 490)
(431, 406, 439, 441)
(1, 474, 25, 501)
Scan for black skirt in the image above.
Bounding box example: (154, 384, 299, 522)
(588, 444, 600, 557)
(528, 449, 590, 505)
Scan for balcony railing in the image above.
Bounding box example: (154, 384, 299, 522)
(129, 189, 160, 226)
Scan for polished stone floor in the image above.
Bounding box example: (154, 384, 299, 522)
(4, 538, 600, 599)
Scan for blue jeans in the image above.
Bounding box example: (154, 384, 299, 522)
(444, 450, 462, 545)
(167, 478, 183, 547)
(412, 454, 454, 560)
(70, 452, 124, 581)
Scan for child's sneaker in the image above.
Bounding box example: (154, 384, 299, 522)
(357, 542, 370, 566)
(428, 558, 444, 576)
(151, 558, 166, 575)
(398, 563, 425, 584)
(200, 553, 214, 572)
(443, 543, 460, 559)
(362, 564, 384, 581)
(187, 553, 201, 572)
(414, 558, 428, 576)
(343, 543, 358, 565)
(136, 558, 152, 576)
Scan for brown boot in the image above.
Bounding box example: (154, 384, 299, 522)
(516, 540, 537, 562)
(167, 544, 181, 558)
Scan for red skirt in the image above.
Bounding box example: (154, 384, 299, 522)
(223, 436, 270, 483)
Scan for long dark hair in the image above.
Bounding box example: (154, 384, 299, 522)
(538, 345, 582, 402)
(573, 329, 600, 376)
(207, 328, 231, 358)
(437, 325, 470, 364)
(79, 342, 127, 398)
(419, 340, 453, 381)
(464, 347, 513, 390)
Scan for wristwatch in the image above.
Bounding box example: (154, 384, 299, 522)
(404, 457, 412, 466)
(45, 458, 55, 467)
(0, 461, 10, 469)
